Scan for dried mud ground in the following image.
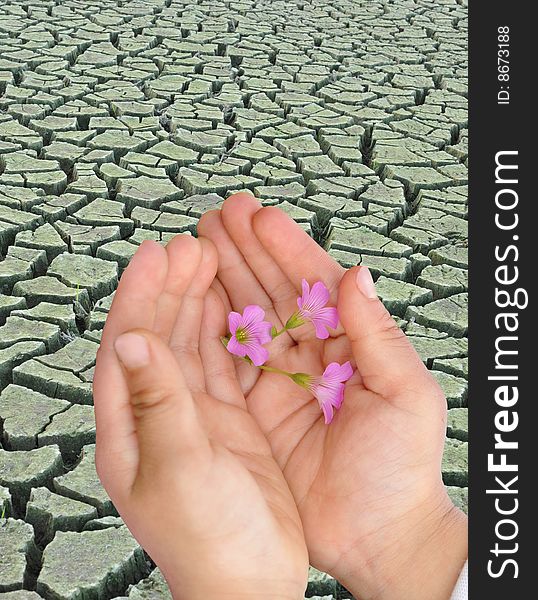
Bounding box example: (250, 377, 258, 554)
(0, 0, 467, 598)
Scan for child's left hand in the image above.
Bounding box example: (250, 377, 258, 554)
(93, 235, 308, 600)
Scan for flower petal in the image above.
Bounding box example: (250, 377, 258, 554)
(297, 279, 310, 309)
(332, 383, 346, 409)
(313, 320, 330, 339)
(245, 343, 269, 366)
(308, 361, 354, 423)
(321, 399, 334, 424)
(308, 281, 330, 308)
(322, 362, 342, 378)
(323, 361, 353, 382)
(250, 320, 273, 345)
(340, 361, 354, 381)
(320, 306, 339, 329)
(227, 336, 247, 358)
(242, 304, 266, 327)
(228, 311, 243, 335)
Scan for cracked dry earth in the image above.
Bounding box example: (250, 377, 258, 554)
(0, 0, 468, 598)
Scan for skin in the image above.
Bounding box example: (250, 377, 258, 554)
(94, 193, 467, 600)
(93, 235, 308, 600)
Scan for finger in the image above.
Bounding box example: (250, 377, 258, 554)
(114, 329, 210, 485)
(153, 234, 203, 341)
(101, 240, 168, 345)
(197, 208, 291, 347)
(210, 276, 233, 315)
(220, 193, 314, 343)
(94, 241, 168, 495)
(210, 277, 250, 379)
(169, 237, 218, 393)
(338, 266, 435, 401)
(208, 276, 261, 394)
(199, 288, 248, 409)
(252, 205, 346, 336)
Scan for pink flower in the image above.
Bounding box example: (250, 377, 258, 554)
(288, 279, 338, 339)
(307, 361, 354, 424)
(226, 305, 273, 366)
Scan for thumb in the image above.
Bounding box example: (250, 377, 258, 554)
(338, 266, 433, 399)
(113, 329, 209, 480)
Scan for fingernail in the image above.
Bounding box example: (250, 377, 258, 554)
(355, 267, 377, 299)
(114, 333, 150, 369)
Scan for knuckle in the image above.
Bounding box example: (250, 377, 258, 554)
(129, 384, 177, 420)
(376, 311, 407, 343)
(207, 364, 234, 379)
(170, 339, 198, 356)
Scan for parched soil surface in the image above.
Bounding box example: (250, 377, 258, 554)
(0, 0, 467, 598)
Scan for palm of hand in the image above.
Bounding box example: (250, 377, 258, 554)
(93, 233, 308, 597)
(241, 339, 445, 573)
(198, 194, 449, 578)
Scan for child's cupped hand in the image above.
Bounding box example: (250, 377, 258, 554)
(93, 193, 467, 600)
(93, 234, 308, 600)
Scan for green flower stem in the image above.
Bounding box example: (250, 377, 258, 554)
(221, 334, 312, 389)
(259, 365, 313, 389)
(220, 338, 290, 375)
(271, 312, 305, 339)
(258, 364, 295, 377)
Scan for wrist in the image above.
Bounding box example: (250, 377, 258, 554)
(333, 489, 468, 600)
(167, 575, 304, 600)
(172, 590, 301, 600)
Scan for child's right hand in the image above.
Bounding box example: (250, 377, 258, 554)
(93, 236, 309, 600)
(198, 194, 468, 600)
